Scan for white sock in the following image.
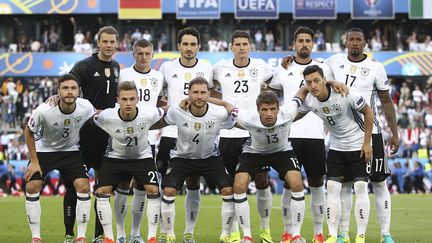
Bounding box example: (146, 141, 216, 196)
(76, 192, 91, 238)
(221, 195, 235, 237)
(256, 187, 272, 230)
(326, 180, 342, 237)
(281, 187, 292, 233)
(290, 191, 305, 236)
(310, 186, 325, 235)
(96, 194, 114, 239)
(354, 181, 370, 237)
(114, 189, 129, 239)
(131, 189, 146, 237)
(234, 193, 251, 237)
(340, 181, 353, 234)
(371, 181, 391, 236)
(147, 194, 161, 239)
(184, 189, 200, 234)
(161, 195, 176, 236)
(25, 192, 41, 238)
(230, 213, 239, 234)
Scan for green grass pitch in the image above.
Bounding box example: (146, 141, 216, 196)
(1, 194, 431, 242)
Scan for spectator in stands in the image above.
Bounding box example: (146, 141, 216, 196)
(0, 161, 8, 194)
(49, 29, 59, 51)
(265, 30, 274, 51)
(424, 35, 432, 52)
(131, 28, 142, 42)
(158, 32, 167, 52)
(274, 42, 283, 51)
(314, 29, 325, 50)
(412, 161, 426, 193)
(30, 38, 41, 52)
(74, 29, 85, 46)
(217, 39, 228, 51)
(119, 33, 132, 52)
(424, 107, 432, 128)
(208, 37, 218, 52)
(371, 35, 382, 51)
(0, 38, 7, 52)
(41, 30, 49, 52)
(412, 84, 424, 105)
(406, 31, 419, 51)
(399, 82, 411, 106)
(84, 31, 93, 45)
(142, 29, 152, 42)
(254, 30, 263, 50)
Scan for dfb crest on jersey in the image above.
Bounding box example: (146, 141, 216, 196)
(114, 68, 119, 78)
(151, 78, 158, 87)
(322, 107, 330, 114)
(137, 122, 146, 132)
(267, 128, 275, 133)
(104, 68, 111, 77)
(360, 67, 370, 76)
(238, 70, 245, 78)
(349, 65, 357, 74)
(127, 127, 134, 134)
(205, 121, 215, 131)
(141, 79, 148, 87)
(64, 119, 71, 126)
(194, 122, 201, 131)
(332, 104, 342, 113)
(249, 68, 258, 78)
(196, 71, 205, 78)
(185, 73, 192, 81)
(74, 116, 83, 125)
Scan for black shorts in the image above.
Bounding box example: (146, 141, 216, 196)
(219, 137, 249, 177)
(162, 156, 232, 191)
(28, 151, 88, 182)
(237, 150, 300, 181)
(156, 136, 176, 176)
(290, 138, 326, 177)
(97, 157, 159, 187)
(370, 133, 391, 182)
(79, 120, 109, 170)
(326, 150, 369, 180)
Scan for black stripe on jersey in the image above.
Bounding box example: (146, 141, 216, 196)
(351, 107, 365, 132)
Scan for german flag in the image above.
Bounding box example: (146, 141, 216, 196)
(118, 0, 162, 19)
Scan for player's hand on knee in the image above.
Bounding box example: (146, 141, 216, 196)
(24, 162, 42, 182)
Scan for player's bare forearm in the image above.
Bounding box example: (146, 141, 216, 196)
(360, 104, 373, 161)
(294, 86, 309, 102)
(293, 111, 308, 122)
(378, 90, 399, 140)
(156, 96, 167, 107)
(207, 97, 235, 114)
(150, 119, 168, 130)
(327, 80, 349, 96)
(210, 88, 222, 99)
(24, 126, 38, 164)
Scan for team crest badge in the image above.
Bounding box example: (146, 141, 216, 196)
(349, 65, 357, 74)
(104, 68, 111, 77)
(205, 121, 215, 131)
(332, 104, 342, 113)
(185, 73, 192, 81)
(127, 127, 134, 134)
(114, 68, 119, 78)
(322, 107, 330, 114)
(74, 116, 83, 125)
(196, 71, 205, 78)
(137, 123, 146, 132)
(194, 122, 201, 131)
(64, 119, 71, 126)
(267, 128, 275, 133)
(361, 67, 370, 76)
(249, 68, 258, 78)
(141, 79, 147, 87)
(238, 70, 245, 78)
(150, 78, 158, 87)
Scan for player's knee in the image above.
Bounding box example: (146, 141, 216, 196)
(96, 186, 111, 195)
(145, 185, 159, 195)
(74, 178, 90, 193)
(307, 176, 324, 187)
(26, 180, 42, 194)
(163, 187, 177, 197)
(220, 186, 233, 196)
(289, 180, 304, 192)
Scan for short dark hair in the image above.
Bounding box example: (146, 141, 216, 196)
(230, 30, 250, 44)
(97, 26, 119, 41)
(58, 74, 79, 87)
(188, 77, 209, 90)
(117, 81, 137, 95)
(133, 39, 153, 52)
(303, 65, 324, 78)
(346, 27, 365, 40)
(294, 26, 314, 41)
(177, 27, 201, 45)
(256, 91, 279, 107)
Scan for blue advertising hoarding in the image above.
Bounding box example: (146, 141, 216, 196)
(1, 51, 431, 77)
(0, 0, 117, 14)
(293, 0, 336, 19)
(235, 0, 278, 19)
(351, 0, 394, 19)
(176, 0, 220, 19)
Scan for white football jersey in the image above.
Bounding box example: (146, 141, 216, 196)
(94, 106, 164, 159)
(120, 66, 164, 145)
(28, 98, 95, 152)
(299, 89, 368, 151)
(231, 100, 300, 154)
(270, 59, 335, 139)
(325, 53, 389, 134)
(164, 104, 235, 159)
(214, 58, 273, 138)
(159, 58, 214, 138)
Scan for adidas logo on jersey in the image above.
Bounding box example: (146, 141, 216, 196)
(172, 74, 178, 78)
(53, 122, 59, 126)
(182, 123, 189, 127)
(288, 72, 294, 76)
(115, 129, 121, 133)
(339, 65, 344, 69)
(225, 73, 231, 77)
(94, 72, 100, 77)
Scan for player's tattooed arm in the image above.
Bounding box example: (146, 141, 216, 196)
(24, 126, 42, 181)
(377, 90, 399, 154)
(359, 104, 374, 162)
